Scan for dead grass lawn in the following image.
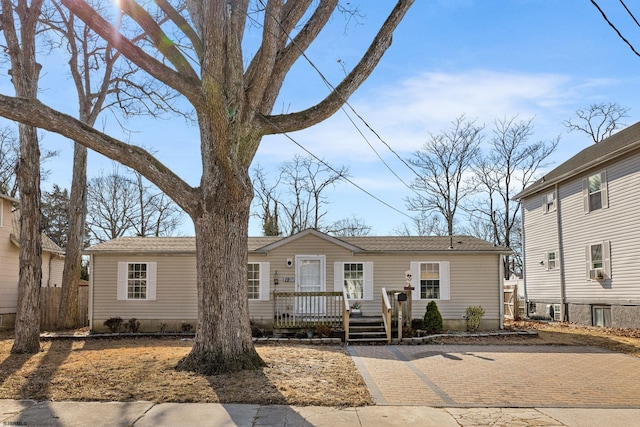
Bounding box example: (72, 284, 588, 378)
(1, 321, 640, 405)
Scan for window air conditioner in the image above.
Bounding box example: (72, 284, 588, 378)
(589, 269, 605, 280)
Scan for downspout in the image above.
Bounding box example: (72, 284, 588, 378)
(521, 203, 528, 316)
(556, 183, 568, 321)
(499, 254, 504, 329)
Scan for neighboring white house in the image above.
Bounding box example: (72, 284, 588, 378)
(86, 228, 509, 333)
(515, 121, 640, 328)
(0, 193, 65, 330)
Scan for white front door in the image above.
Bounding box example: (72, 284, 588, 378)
(296, 255, 325, 314)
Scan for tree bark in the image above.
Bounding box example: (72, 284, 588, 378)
(58, 142, 87, 329)
(176, 160, 264, 374)
(11, 124, 42, 354)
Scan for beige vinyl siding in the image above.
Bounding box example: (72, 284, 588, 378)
(47, 257, 64, 288)
(560, 156, 640, 304)
(522, 192, 562, 302)
(0, 200, 18, 313)
(92, 254, 197, 321)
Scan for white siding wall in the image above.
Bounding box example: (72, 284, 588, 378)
(0, 199, 18, 314)
(522, 192, 562, 302)
(560, 156, 640, 304)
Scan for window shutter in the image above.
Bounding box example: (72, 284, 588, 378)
(117, 262, 128, 300)
(601, 170, 608, 209)
(555, 250, 561, 270)
(542, 194, 548, 214)
(363, 262, 374, 300)
(146, 262, 157, 301)
(333, 262, 344, 292)
(585, 245, 591, 280)
(544, 252, 550, 271)
(603, 241, 611, 278)
(582, 177, 589, 213)
(439, 261, 450, 300)
(410, 262, 420, 300)
(259, 262, 270, 301)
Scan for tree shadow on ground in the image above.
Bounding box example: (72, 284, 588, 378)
(18, 339, 73, 399)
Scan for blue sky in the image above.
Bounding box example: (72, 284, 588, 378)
(7, 1, 640, 236)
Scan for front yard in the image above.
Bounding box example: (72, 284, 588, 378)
(1, 321, 639, 405)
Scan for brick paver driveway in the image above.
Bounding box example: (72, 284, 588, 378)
(348, 345, 640, 407)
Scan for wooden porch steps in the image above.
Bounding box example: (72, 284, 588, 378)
(348, 315, 388, 344)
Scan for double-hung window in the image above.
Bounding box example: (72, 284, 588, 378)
(247, 262, 270, 301)
(117, 262, 157, 301)
(334, 262, 373, 300)
(546, 250, 559, 270)
(586, 241, 610, 281)
(410, 261, 450, 301)
(543, 191, 556, 213)
(583, 171, 608, 212)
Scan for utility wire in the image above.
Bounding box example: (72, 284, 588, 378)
(619, 0, 640, 28)
(590, 0, 640, 57)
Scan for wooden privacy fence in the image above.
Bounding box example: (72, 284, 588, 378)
(40, 286, 89, 330)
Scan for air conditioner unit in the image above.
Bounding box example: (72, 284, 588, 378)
(589, 269, 605, 280)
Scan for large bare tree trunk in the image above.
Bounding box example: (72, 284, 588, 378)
(11, 124, 42, 353)
(177, 162, 264, 374)
(58, 142, 87, 329)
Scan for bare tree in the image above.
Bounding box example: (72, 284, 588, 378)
(0, 0, 414, 373)
(251, 165, 281, 236)
(564, 102, 630, 144)
(129, 170, 184, 238)
(1, 0, 45, 354)
(471, 116, 559, 278)
(252, 155, 351, 236)
(392, 212, 447, 237)
(326, 215, 372, 237)
(405, 116, 482, 236)
(43, 0, 184, 329)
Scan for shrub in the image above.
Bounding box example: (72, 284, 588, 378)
(466, 306, 485, 332)
(103, 317, 123, 333)
(126, 318, 141, 333)
(411, 318, 425, 331)
(423, 301, 443, 334)
(314, 324, 333, 338)
(181, 323, 193, 333)
(402, 326, 415, 338)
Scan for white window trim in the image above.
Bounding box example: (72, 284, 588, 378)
(585, 241, 611, 280)
(248, 262, 270, 301)
(410, 261, 450, 301)
(333, 261, 374, 301)
(543, 191, 556, 214)
(117, 261, 157, 301)
(545, 250, 560, 271)
(583, 170, 608, 213)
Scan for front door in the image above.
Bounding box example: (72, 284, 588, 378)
(296, 255, 325, 314)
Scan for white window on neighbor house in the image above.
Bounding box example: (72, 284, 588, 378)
(583, 171, 608, 213)
(247, 262, 270, 301)
(546, 250, 560, 270)
(410, 261, 450, 301)
(333, 262, 373, 300)
(586, 241, 611, 280)
(543, 191, 556, 213)
(117, 262, 157, 301)
(592, 305, 611, 327)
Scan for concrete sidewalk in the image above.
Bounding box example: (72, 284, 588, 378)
(3, 400, 640, 427)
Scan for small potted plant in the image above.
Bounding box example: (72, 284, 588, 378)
(350, 301, 362, 317)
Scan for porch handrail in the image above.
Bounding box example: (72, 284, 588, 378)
(381, 287, 392, 343)
(342, 287, 350, 341)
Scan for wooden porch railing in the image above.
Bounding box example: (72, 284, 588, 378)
(342, 288, 350, 339)
(273, 291, 344, 329)
(381, 287, 392, 343)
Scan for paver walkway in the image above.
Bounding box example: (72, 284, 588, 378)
(349, 345, 640, 408)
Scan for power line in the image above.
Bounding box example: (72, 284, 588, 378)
(619, 0, 640, 28)
(590, 0, 640, 57)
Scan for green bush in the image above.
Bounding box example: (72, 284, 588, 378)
(411, 318, 425, 330)
(466, 306, 485, 332)
(423, 301, 443, 334)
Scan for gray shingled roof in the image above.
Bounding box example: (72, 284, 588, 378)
(11, 210, 64, 254)
(85, 233, 508, 254)
(515, 120, 640, 200)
